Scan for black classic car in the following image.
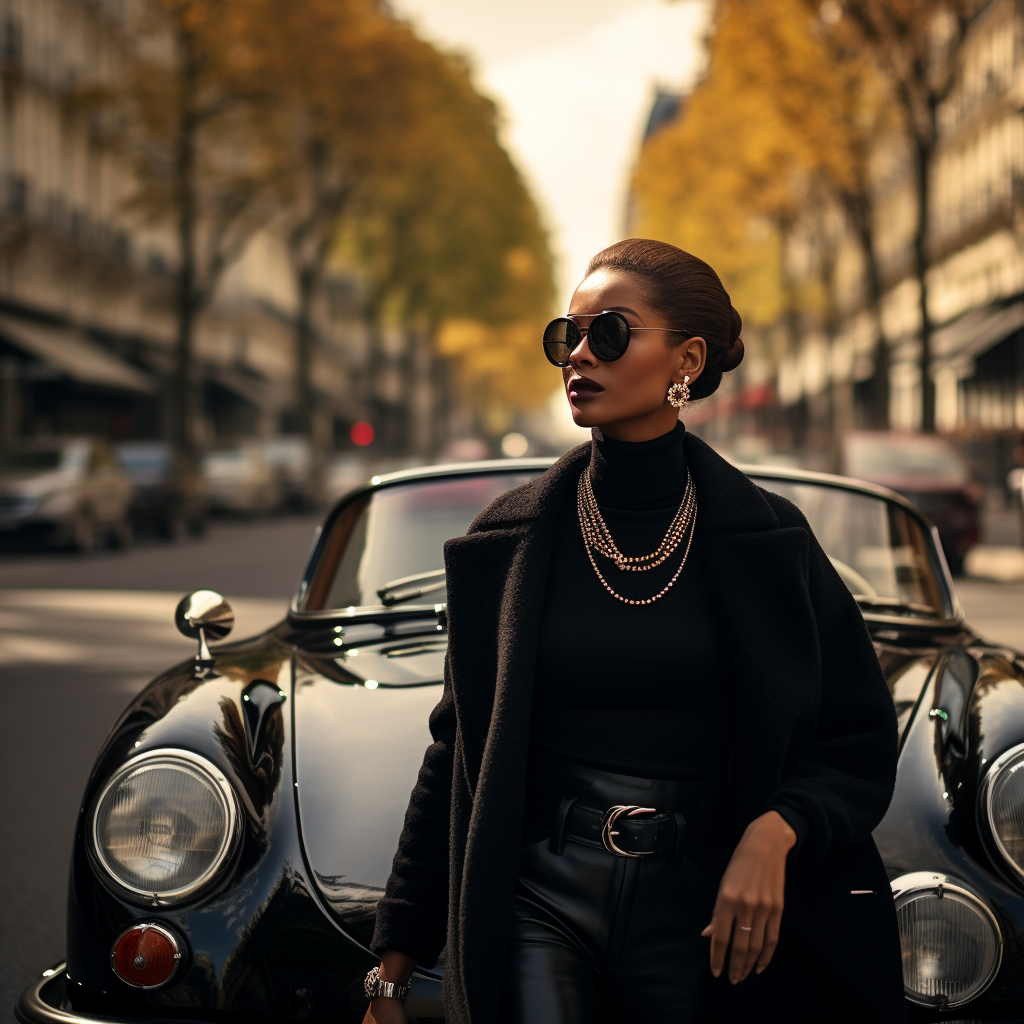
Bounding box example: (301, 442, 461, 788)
(15, 457, 1024, 1022)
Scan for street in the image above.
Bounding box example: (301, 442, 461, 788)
(2, 516, 1024, 1017)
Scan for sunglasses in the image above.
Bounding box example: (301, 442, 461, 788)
(542, 311, 693, 367)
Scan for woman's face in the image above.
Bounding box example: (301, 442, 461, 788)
(562, 269, 706, 442)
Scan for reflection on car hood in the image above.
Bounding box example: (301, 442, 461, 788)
(292, 633, 446, 947)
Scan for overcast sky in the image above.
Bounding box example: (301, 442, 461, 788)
(390, 0, 710, 308)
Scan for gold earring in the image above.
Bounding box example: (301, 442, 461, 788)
(667, 375, 690, 409)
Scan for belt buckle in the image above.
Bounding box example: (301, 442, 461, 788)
(600, 804, 657, 857)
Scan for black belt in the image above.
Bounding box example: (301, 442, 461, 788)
(545, 796, 688, 867)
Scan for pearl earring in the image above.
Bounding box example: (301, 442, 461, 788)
(667, 375, 690, 409)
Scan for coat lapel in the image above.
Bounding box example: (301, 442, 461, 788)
(685, 436, 820, 830)
(441, 443, 590, 791)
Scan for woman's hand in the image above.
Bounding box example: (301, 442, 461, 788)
(701, 810, 796, 984)
(360, 951, 416, 1024)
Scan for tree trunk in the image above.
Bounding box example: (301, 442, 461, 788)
(295, 265, 318, 444)
(364, 299, 388, 451)
(847, 190, 889, 429)
(172, 30, 199, 472)
(912, 131, 936, 432)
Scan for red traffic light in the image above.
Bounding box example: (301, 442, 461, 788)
(350, 421, 374, 446)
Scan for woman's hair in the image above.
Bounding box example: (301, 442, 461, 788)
(585, 238, 744, 400)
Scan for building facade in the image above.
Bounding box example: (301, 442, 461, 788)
(0, 0, 384, 456)
(684, 0, 1024, 486)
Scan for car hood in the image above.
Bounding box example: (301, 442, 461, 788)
(291, 624, 447, 948)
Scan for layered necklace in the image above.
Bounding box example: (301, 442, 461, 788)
(576, 467, 697, 606)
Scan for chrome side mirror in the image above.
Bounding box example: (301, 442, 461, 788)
(175, 590, 234, 677)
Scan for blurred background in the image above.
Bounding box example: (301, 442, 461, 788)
(5, 0, 1024, 1012)
(1, 0, 1023, 572)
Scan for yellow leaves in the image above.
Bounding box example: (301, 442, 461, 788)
(633, 0, 891, 329)
(436, 316, 553, 411)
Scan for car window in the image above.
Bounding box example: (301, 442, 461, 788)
(0, 450, 62, 472)
(116, 445, 171, 473)
(301, 473, 541, 611)
(845, 436, 968, 485)
(759, 479, 948, 618)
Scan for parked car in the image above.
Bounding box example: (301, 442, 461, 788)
(842, 431, 982, 575)
(0, 436, 132, 552)
(115, 442, 208, 540)
(262, 436, 316, 510)
(16, 459, 1024, 1022)
(202, 445, 281, 517)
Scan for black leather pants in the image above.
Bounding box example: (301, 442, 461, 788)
(498, 753, 725, 1024)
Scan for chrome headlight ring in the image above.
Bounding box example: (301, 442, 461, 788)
(891, 871, 1003, 1009)
(90, 748, 241, 906)
(979, 741, 1024, 886)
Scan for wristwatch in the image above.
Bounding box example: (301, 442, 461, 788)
(364, 964, 410, 1001)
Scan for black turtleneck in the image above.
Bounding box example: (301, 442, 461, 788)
(531, 422, 734, 779)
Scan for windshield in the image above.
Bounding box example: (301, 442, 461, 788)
(300, 473, 540, 611)
(845, 435, 968, 485)
(761, 479, 947, 617)
(116, 445, 171, 473)
(300, 469, 949, 620)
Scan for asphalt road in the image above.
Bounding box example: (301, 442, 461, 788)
(2, 516, 1024, 1018)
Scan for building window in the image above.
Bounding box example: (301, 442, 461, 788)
(2, 16, 22, 65)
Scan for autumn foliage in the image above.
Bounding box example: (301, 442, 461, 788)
(116, 0, 555, 456)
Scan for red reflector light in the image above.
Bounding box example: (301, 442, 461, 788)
(110, 924, 182, 988)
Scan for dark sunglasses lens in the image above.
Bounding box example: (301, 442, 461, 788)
(542, 318, 578, 366)
(588, 312, 630, 361)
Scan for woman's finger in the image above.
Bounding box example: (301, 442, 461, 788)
(738, 907, 770, 982)
(707, 905, 733, 978)
(755, 906, 783, 974)
(727, 917, 753, 984)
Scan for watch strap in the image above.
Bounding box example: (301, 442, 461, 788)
(364, 965, 410, 1001)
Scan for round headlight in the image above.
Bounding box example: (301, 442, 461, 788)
(92, 749, 239, 903)
(891, 872, 1002, 1008)
(980, 742, 1024, 882)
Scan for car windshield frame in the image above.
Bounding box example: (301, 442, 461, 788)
(746, 467, 961, 626)
(289, 460, 963, 628)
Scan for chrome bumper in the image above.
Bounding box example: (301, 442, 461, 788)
(17, 961, 444, 1021)
(15, 964, 203, 1024)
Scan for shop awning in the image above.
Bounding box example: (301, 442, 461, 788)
(933, 300, 1024, 365)
(205, 363, 290, 412)
(0, 315, 156, 393)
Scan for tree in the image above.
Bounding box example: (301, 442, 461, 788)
(241, 1, 554, 456)
(639, 0, 898, 435)
(344, 39, 555, 451)
(839, 0, 982, 432)
(119, 0, 277, 465)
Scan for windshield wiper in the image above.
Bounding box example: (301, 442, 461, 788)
(853, 595, 937, 616)
(377, 569, 447, 607)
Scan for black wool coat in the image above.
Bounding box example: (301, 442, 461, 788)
(372, 433, 905, 1024)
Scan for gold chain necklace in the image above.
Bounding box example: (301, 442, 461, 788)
(576, 469, 698, 605)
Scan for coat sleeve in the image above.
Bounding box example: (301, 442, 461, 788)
(762, 494, 899, 870)
(370, 656, 456, 966)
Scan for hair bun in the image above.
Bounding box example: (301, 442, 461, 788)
(718, 307, 744, 372)
(719, 336, 743, 372)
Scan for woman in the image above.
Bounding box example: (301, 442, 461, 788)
(364, 239, 904, 1024)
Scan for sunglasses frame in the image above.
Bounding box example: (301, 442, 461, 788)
(542, 311, 694, 368)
